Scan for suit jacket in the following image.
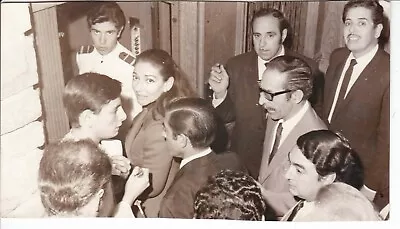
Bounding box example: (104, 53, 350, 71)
(322, 47, 389, 196)
(158, 151, 247, 218)
(258, 104, 327, 217)
(215, 49, 324, 178)
(125, 104, 179, 217)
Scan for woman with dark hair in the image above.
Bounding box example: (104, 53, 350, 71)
(125, 49, 197, 217)
(279, 130, 364, 221)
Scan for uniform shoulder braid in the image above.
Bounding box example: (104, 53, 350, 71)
(77, 45, 94, 54)
(119, 52, 136, 66)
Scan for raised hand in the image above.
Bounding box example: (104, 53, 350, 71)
(208, 63, 229, 99)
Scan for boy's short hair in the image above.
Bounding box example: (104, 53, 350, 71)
(194, 169, 267, 220)
(63, 73, 121, 128)
(38, 139, 112, 216)
(87, 2, 126, 30)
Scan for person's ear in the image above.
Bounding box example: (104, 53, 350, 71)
(321, 173, 336, 186)
(290, 89, 304, 104)
(177, 133, 188, 148)
(374, 23, 383, 39)
(79, 109, 95, 127)
(163, 77, 174, 92)
(281, 28, 288, 44)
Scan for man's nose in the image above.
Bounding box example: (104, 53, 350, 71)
(119, 109, 127, 122)
(100, 34, 107, 44)
(258, 93, 265, 106)
(260, 36, 268, 47)
(284, 166, 293, 180)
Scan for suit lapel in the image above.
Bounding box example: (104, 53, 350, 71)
(325, 60, 347, 117)
(259, 118, 275, 182)
(331, 50, 381, 122)
(125, 108, 149, 152)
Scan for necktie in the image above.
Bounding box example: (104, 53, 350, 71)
(264, 62, 269, 68)
(287, 200, 304, 221)
(268, 122, 283, 164)
(333, 59, 357, 116)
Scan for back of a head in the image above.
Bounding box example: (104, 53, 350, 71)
(38, 139, 112, 217)
(86, 2, 126, 30)
(267, 55, 313, 101)
(194, 169, 266, 220)
(297, 182, 381, 221)
(165, 97, 217, 149)
(297, 130, 364, 190)
(63, 73, 121, 128)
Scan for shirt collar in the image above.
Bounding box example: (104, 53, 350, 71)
(179, 147, 212, 169)
(349, 44, 378, 66)
(258, 45, 285, 65)
(281, 101, 310, 129)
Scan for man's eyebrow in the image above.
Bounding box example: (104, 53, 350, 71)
(345, 17, 368, 21)
(293, 163, 305, 171)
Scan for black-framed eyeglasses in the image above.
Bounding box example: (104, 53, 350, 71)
(259, 87, 292, 101)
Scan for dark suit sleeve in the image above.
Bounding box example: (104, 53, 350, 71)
(367, 85, 390, 191)
(213, 58, 237, 124)
(158, 182, 195, 218)
(214, 92, 236, 123)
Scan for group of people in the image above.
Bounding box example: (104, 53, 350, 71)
(37, 0, 389, 221)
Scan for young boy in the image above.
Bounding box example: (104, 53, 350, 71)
(76, 2, 142, 136)
(62, 72, 131, 216)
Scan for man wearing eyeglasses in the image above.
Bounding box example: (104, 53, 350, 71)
(207, 8, 324, 180)
(257, 55, 326, 218)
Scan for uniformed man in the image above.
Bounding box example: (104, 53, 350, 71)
(76, 2, 142, 130)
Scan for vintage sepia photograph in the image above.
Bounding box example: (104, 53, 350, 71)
(1, 0, 396, 227)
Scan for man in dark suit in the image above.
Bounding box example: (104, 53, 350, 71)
(208, 8, 324, 179)
(257, 56, 326, 218)
(158, 98, 246, 219)
(322, 0, 389, 211)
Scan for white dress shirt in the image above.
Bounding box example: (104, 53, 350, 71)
(267, 102, 310, 155)
(179, 147, 212, 169)
(327, 45, 379, 122)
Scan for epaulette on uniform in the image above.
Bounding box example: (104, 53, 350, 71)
(78, 45, 94, 54)
(119, 52, 136, 66)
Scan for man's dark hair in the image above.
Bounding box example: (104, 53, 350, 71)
(251, 8, 290, 35)
(267, 55, 313, 101)
(194, 169, 267, 220)
(38, 139, 112, 216)
(87, 2, 126, 30)
(296, 130, 364, 190)
(342, 0, 384, 26)
(63, 73, 121, 128)
(165, 97, 217, 149)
